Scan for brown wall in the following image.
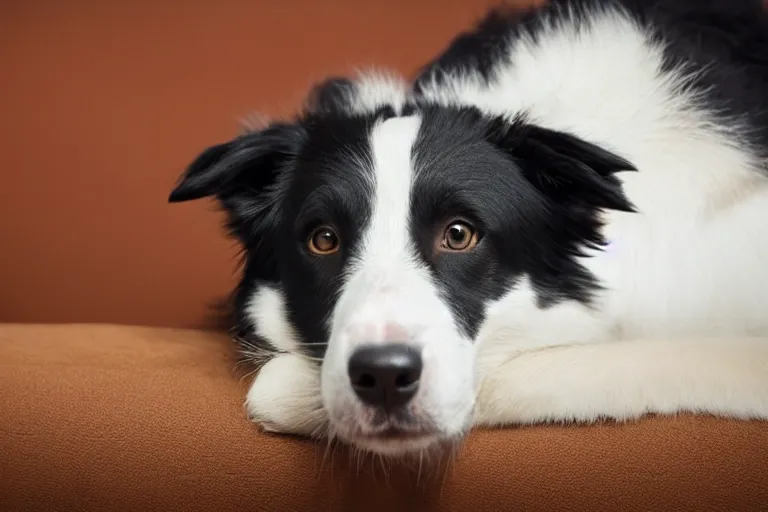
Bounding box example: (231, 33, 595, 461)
(3, 1, 543, 328)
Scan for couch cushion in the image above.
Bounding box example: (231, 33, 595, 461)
(1, 323, 767, 511)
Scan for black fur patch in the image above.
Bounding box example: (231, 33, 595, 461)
(170, 111, 382, 358)
(304, 77, 357, 114)
(409, 105, 635, 337)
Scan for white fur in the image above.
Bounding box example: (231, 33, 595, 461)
(245, 353, 326, 437)
(243, 6, 768, 453)
(245, 286, 300, 353)
(347, 69, 409, 115)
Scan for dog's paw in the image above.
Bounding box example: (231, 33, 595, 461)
(244, 353, 329, 438)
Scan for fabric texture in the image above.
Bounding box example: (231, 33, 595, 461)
(1, 323, 767, 511)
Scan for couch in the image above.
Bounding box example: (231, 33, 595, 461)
(3, 323, 768, 511)
(2, 1, 767, 510)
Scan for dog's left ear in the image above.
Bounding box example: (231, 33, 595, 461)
(491, 120, 637, 213)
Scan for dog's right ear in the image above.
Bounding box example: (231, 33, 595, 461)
(168, 122, 305, 204)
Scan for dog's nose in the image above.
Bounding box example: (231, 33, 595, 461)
(347, 344, 422, 409)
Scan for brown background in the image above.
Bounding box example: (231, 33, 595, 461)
(2, 0, 540, 328)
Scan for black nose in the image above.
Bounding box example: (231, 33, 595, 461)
(347, 344, 423, 409)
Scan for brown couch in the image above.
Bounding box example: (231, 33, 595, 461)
(2, 1, 767, 511)
(2, 323, 768, 512)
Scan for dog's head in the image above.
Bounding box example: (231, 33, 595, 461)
(169, 74, 635, 455)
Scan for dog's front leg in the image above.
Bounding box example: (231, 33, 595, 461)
(473, 338, 768, 427)
(244, 353, 329, 437)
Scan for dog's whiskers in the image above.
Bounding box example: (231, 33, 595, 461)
(376, 453, 392, 488)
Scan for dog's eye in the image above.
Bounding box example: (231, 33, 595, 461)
(440, 221, 479, 252)
(308, 227, 340, 255)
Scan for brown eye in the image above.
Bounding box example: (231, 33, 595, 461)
(308, 227, 340, 255)
(441, 221, 479, 252)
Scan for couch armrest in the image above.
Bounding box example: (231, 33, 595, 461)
(1, 324, 766, 511)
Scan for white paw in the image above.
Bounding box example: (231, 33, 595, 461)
(244, 353, 328, 438)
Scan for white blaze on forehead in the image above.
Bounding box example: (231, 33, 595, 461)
(331, 113, 433, 337)
(361, 115, 422, 269)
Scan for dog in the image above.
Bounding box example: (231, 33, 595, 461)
(169, 0, 768, 457)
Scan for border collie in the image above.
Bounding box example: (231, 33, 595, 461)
(169, 0, 768, 456)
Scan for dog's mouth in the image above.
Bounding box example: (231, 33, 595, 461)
(347, 428, 441, 455)
(335, 418, 446, 455)
(361, 426, 435, 441)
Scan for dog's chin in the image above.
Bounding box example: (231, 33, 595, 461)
(326, 398, 475, 457)
(342, 429, 443, 457)
(331, 418, 470, 457)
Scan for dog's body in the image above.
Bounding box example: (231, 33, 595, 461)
(170, 0, 768, 456)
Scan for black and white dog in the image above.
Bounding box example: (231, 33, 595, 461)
(170, 0, 768, 456)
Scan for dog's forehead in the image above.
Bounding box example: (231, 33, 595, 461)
(296, 105, 498, 179)
(298, 114, 373, 170)
(288, 109, 403, 192)
(286, 104, 520, 235)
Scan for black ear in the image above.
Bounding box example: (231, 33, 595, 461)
(168, 123, 305, 203)
(168, 142, 234, 202)
(494, 120, 637, 213)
